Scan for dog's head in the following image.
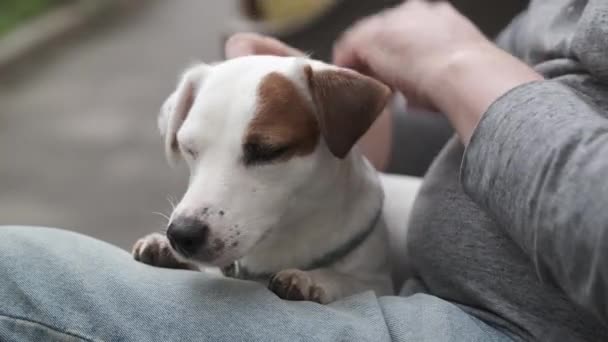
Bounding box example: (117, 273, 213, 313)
(160, 56, 390, 266)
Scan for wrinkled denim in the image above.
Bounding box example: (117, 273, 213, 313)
(0, 226, 512, 342)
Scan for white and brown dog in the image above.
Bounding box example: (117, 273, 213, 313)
(133, 55, 402, 304)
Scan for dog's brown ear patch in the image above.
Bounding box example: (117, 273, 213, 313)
(304, 66, 391, 159)
(244, 72, 320, 163)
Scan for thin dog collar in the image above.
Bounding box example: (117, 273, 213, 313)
(222, 208, 383, 281)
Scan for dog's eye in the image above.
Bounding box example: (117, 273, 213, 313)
(243, 142, 289, 166)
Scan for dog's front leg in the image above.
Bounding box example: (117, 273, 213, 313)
(269, 268, 391, 304)
(132, 233, 199, 271)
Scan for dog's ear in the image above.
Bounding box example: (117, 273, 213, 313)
(303, 65, 391, 159)
(159, 64, 210, 165)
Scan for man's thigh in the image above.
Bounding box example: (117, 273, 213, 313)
(0, 226, 512, 342)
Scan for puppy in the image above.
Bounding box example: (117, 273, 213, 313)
(133, 56, 393, 303)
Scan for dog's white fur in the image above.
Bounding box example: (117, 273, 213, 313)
(134, 56, 400, 303)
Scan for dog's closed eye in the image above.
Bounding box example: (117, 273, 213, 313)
(181, 146, 198, 159)
(243, 142, 290, 166)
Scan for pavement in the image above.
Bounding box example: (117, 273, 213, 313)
(0, 1, 236, 250)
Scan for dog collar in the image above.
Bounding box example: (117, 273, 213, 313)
(222, 208, 383, 281)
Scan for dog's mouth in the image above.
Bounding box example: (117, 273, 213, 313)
(168, 224, 278, 268)
(167, 238, 195, 260)
(169, 238, 240, 268)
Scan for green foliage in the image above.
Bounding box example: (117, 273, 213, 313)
(0, 0, 68, 36)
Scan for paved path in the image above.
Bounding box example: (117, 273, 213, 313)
(0, 1, 235, 249)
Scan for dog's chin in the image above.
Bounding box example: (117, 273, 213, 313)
(192, 256, 234, 269)
(172, 248, 245, 269)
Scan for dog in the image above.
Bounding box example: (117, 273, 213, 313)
(132, 55, 395, 304)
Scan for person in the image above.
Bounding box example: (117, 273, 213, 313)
(1, 0, 607, 340)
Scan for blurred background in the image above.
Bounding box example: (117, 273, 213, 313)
(0, 0, 528, 250)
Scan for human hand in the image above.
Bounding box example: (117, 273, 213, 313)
(333, 0, 492, 108)
(334, 0, 542, 144)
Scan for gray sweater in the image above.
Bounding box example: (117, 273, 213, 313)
(406, 0, 608, 341)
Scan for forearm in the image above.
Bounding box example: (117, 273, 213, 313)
(429, 44, 543, 145)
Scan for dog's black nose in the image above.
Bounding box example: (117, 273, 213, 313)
(166, 217, 209, 256)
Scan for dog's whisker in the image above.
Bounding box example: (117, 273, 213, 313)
(166, 195, 177, 211)
(152, 211, 171, 223)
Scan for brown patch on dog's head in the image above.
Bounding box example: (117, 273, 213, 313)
(243, 72, 320, 165)
(243, 64, 390, 165)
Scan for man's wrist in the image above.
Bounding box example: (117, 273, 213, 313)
(426, 43, 501, 108)
(427, 44, 543, 144)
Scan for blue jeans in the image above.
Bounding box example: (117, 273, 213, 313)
(0, 226, 513, 341)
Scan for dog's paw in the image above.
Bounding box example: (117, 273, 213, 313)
(132, 233, 198, 270)
(268, 269, 329, 304)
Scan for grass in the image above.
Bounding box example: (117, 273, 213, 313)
(0, 0, 69, 36)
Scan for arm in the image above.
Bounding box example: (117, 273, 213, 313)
(429, 45, 542, 144)
(461, 79, 608, 324)
(454, 0, 608, 323)
(414, 11, 608, 325)
(332, 0, 608, 324)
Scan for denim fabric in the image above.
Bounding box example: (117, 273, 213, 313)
(0, 226, 512, 342)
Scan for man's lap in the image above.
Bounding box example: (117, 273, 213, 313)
(0, 226, 512, 341)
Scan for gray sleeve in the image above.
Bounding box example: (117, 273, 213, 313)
(460, 80, 608, 324)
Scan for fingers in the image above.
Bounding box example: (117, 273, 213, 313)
(332, 0, 433, 68)
(332, 35, 359, 69)
(225, 32, 305, 59)
(332, 23, 366, 70)
(332, 16, 381, 79)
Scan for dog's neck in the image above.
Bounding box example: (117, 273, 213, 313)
(238, 150, 384, 274)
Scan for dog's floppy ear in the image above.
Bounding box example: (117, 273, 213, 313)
(303, 65, 391, 159)
(159, 64, 210, 165)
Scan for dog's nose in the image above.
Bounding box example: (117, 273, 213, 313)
(166, 217, 209, 256)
